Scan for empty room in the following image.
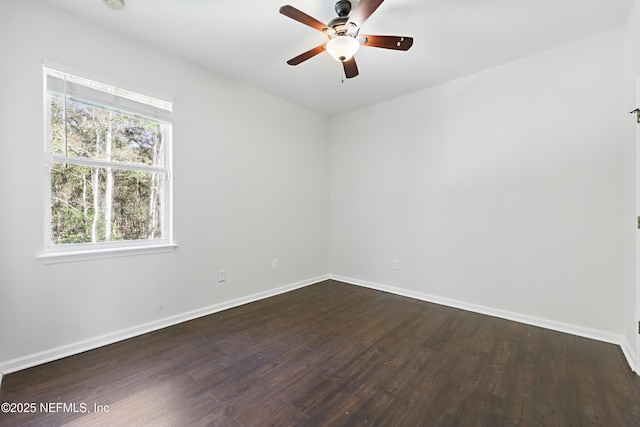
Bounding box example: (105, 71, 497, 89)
(2, 0, 640, 425)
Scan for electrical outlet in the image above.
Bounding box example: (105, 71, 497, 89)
(218, 270, 225, 282)
(273, 259, 279, 270)
(393, 259, 399, 270)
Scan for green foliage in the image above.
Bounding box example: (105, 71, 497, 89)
(49, 96, 165, 244)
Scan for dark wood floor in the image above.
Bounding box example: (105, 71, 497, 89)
(2, 280, 640, 426)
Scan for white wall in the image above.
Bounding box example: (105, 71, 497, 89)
(0, 0, 329, 371)
(330, 29, 626, 341)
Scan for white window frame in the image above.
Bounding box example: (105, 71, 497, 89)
(38, 64, 176, 264)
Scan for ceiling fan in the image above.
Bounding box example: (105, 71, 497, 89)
(280, 0, 413, 79)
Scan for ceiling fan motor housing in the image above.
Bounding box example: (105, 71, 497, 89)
(335, 0, 352, 17)
(330, 1, 359, 37)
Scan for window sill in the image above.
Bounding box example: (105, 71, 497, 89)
(37, 243, 178, 265)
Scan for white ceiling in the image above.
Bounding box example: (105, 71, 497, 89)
(41, 0, 634, 117)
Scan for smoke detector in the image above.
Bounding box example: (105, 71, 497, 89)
(103, 0, 125, 11)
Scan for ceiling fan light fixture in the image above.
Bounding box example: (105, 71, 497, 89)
(326, 36, 360, 62)
(102, 0, 125, 11)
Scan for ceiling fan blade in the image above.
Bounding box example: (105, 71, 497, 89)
(287, 44, 327, 66)
(361, 35, 413, 50)
(347, 0, 385, 28)
(342, 57, 359, 79)
(279, 5, 329, 33)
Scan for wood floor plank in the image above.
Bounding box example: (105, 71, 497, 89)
(2, 280, 640, 426)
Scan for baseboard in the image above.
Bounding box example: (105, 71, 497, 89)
(0, 275, 329, 375)
(620, 336, 638, 373)
(330, 274, 635, 371)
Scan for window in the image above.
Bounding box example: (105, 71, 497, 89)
(40, 66, 175, 263)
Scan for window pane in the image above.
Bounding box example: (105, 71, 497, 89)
(51, 163, 164, 244)
(50, 96, 164, 167)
